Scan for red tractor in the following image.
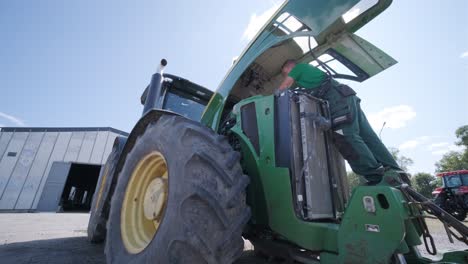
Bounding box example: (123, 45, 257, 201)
(433, 170, 468, 221)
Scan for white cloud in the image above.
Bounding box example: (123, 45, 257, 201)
(461, 51, 468, 58)
(427, 142, 449, 151)
(242, 4, 281, 41)
(399, 140, 419, 150)
(397, 139, 463, 155)
(431, 144, 464, 155)
(398, 136, 432, 150)
(0, 112, 25, 126)
(368, 105, 416, 130)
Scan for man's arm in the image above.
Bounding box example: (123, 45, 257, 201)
(278, 76, 295, 91)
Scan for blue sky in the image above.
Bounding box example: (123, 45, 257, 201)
(1, 0, 467, 174)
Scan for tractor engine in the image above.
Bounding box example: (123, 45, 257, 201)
(227, 91, 349, 222)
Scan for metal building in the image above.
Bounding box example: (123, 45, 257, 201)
(0, 127, 128, 212)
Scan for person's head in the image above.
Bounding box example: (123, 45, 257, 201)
(281, 59, 297, 77)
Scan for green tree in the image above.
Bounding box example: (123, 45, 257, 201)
(435, 151, 468, 172)
(435, 125, 468, 173)
(347, 171, 362, 192)
(411, 172, 437, 198)
(389, 147, 414, 172)
(455, 125, 468, 147)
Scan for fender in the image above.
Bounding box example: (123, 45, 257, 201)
(107, 109, 181, 209)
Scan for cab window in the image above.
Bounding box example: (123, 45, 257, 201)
(163, 91, 207, 121)
(461, 174, 468, 186)
(445, 175, 462, 188)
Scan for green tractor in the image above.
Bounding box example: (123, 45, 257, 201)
(87, 71, 214, 243)
(88, 0, 468, 263)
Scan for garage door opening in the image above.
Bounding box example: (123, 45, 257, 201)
(60, 163, 101, 212)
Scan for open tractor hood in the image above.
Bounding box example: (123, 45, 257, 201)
(202, 0, 396, 129)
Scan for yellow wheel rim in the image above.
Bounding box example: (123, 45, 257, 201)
(121, 151, 169, 254)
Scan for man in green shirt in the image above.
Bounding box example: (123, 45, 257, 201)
(278, 60, 402, 184)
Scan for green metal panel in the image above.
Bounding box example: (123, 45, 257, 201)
(332, 33, 397, 76)
(437, 251, 468, 263)
(337, 186, 408, 263)
(231, 95, 339, 253)
(281, 0, 361, 35)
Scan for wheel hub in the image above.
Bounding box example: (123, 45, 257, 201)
(143, 177, 167, 221)
(120, 152, 169, 254)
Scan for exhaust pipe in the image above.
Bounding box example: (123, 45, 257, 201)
(142, 59, 168, 115)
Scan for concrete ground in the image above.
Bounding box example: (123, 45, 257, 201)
(0, 213, 466, 263)
(0, 213, 103, 264)
(423, 216, 467, 257)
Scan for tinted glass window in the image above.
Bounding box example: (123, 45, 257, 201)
(445, 175, 462, 188)
(163, 92, 206, 121)
(461, 174, 468, 186)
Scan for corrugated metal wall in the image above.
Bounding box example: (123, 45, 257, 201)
(0, 128, 127, 211)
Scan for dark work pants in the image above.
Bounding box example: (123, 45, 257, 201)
(333, 96, 401, 182)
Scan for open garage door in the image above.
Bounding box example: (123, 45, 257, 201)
(36, 162, 101, 212)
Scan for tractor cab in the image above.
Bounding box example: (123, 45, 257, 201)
(433, 170, 468, 197)
(140, 73, 213, 121)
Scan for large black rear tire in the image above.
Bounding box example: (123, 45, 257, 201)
(87, 137, 125, 243)
(105, 115, 250, 264)
(434, 194, 467, 221)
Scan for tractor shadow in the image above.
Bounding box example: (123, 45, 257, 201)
(0, 236, 105, 264)
(0, 236, 265, 264)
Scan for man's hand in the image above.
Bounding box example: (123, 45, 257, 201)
(279, 76, 295, 90)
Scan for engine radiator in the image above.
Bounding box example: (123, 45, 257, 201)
(276, 92, 348, 220)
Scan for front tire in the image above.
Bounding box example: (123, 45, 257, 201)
(105, 115, 250, 264)
(87, 137, 125, 243)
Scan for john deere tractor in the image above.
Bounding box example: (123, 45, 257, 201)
(88, 1, 468, 263)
